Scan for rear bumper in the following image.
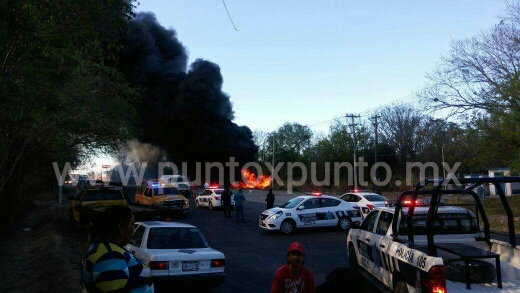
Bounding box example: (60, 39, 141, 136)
(152, 272, 226, 285)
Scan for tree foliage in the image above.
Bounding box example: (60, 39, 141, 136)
(0, 0, 138, 231)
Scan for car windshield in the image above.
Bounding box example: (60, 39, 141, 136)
(147, 227, 209, 249)
(280, 197, 304, 209)
(363, 194, 387, 201)
(153, 188, 178, 195)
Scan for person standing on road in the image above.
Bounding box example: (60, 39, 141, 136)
(265, 188, 275, 209)
(222, 186, 233, 218)
(271, 242, 316, 293)
(234, 188, 246, 223)
(82, 205, 154, 293)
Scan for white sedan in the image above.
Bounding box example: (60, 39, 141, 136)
(195, 188, 235, 210)
(339, 191, 388, 217)
(259, 195, 362, 234)
(125, 221, 226, 288)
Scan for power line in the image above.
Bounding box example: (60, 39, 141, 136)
(221, 0, 239, 31)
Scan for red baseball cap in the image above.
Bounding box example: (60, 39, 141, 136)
(288, 242, 305, 254)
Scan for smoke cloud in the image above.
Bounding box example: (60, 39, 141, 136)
(119, 12, 258, 179)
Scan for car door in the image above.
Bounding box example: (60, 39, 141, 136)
(371, 211, 394, 281)
(356, 210, 379, 274)
(320, 198, 341, 227)
(295, 198, 323, 227)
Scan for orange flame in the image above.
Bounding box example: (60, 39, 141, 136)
(232, 169, 272, 189)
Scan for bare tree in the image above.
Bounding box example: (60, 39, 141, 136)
(377, 103, 428, 174)
(419, 1, 520, 117)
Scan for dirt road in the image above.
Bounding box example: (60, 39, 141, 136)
(0, 201, 89, 292)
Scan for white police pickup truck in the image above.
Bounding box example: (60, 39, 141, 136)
(347, 178, 520, 293)
(259, 194, 362, 234)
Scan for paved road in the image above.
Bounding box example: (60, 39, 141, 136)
(182, 196, 350, 292)
(65, 186, 375, 292)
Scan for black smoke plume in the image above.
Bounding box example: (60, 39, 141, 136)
(119, 12, 258, 181)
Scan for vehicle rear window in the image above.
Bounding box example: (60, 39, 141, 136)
(147, 227, 209, 249)
(214, 190, 224, 195)
(399, 213, 480, 235)
(363, 194, 387, 201)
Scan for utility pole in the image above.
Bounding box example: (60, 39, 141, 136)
(370, 115, 381, 184)
(271, 132, 276, 189)
(346, 114, 361, 190)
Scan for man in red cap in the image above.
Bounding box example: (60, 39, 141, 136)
(270, 242, 316, 293)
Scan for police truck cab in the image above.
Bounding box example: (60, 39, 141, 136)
(347, 178, 520, 293)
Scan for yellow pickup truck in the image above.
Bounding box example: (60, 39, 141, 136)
(135, 180, 190, 217)
(68, 184, 180, 227)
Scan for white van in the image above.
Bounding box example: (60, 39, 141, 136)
(159, 175, 191, 195)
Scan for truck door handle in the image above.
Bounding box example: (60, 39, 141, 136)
(379, 244, 385, 248)
(365, 238, 370, 242)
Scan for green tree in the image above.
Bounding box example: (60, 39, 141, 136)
(0, 0, 138, 231)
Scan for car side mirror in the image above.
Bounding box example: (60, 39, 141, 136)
(298, 206, 305, 210)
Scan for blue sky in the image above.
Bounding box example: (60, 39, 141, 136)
(136, 0, 504, 135)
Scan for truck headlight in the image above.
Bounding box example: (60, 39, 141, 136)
(267, 211, 283, 220)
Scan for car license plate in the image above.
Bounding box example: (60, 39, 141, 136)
(182, 261, 199, 271)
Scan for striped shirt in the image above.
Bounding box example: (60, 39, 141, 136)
(81, 242, 154, 293)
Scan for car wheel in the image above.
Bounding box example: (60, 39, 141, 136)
(338, 217, 352, 231)
(445, 259, 496, 283)
(280, 219, 295, 234)
(209, 201, 214, 210)
(394, 281, 409, 293)
(348, 245, 359, 270)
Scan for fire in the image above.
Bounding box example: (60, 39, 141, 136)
(232, 169, 272, 189)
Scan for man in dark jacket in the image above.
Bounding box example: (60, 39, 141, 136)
(222, 186, 233, 217)
(266, 189, 275, 209)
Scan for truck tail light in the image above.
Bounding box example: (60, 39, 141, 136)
(214, 196, 219, 200)
(149, 261, 169, 270)
(422, 265, 446, 293)
(366, 204, 374, 210)
(211, 259, 225, 267)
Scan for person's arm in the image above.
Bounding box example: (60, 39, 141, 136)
(305, 269, 316, 293)
(270, 269, 284, 293)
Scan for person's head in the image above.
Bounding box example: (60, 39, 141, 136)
(90, 205, 135, 247)
(269, 189, 272, 192)
(286, 242, 306, 269)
